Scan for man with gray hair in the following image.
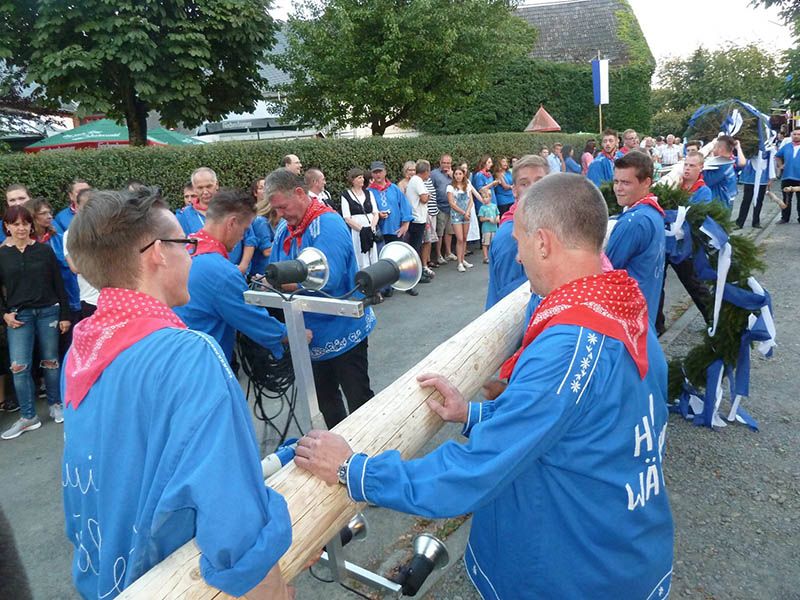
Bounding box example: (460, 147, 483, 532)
(485, 154, 548, 309)
(61, 188, 292, 599)
(264, 168, 376, 428)
(295, 173, 674, 600)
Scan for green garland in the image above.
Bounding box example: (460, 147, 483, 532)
(600, 181, 765, 400)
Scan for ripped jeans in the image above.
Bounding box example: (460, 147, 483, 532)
(7, 304, 62, 419)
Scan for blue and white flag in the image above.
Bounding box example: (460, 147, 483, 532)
(592, 59, 609, 106)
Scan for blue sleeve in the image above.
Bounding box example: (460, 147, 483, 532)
(399, 190, 413, 223)
(606, 217, 646, 269)
(345, 329, 588, 517)
(587, 161, 603, 186)
(313, 218, 355, 294)
(691, 186, 713, 204)
(157, 343, 292, 596)
(176, 210, 190, 235)
(213, 267, 286, 357)
(461, 400, 497, 437)
(243, 223, 257, 247)
(776, 145, 787, 163)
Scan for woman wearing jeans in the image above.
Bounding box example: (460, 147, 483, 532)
(0, 205, 70, 440)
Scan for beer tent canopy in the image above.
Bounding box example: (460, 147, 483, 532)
(24, 119, 203, 152)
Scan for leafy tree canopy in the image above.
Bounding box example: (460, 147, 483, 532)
(654, 44, 783, 115)
(272, 0, 534, 136)
(23, 1, 277, 144)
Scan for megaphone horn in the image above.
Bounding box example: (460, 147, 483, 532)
(355, 241, 422, 296)
(264, 247, 329, 291)
(339, 512, 368, 547)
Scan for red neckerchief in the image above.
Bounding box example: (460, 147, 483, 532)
(191, 228, 229, 259)
(601, 150, 617, 161)
(64, 288, 187, 409)
(499, 270, 649, 381)
(628, 193, 665, 217)
(684, 176, 706, 194)
(283, 198, 335, 253)
(479, 169, 492, 177)
(368, 179, 391, 192)
(620, 146, 630, 155)
(500, 201, 518, 225)
(191, 198, 208, 212)
(38, 231, 52, 244)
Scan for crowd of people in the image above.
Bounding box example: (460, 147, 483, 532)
(1, 122, 798, 600)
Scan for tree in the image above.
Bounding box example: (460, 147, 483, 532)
(655, 44, 783, 114)
(25, 1, 277, 145)
(751, 0, 800, 109)
(273, 0, 534, 136)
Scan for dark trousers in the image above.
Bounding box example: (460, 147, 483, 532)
(781, 178, 800, 222)
(655, 257, 711, 335)
(736, 183, 766, 227)
(58, 309, 82, 360)
(407, 222, 425, 258)
(312, 338, 374, 428)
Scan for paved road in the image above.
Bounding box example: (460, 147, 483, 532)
(1, 186, 795, 599)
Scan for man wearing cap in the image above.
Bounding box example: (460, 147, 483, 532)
(367, 161, 415, 296)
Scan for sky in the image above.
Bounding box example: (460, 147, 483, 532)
(268, 0, 794, 66)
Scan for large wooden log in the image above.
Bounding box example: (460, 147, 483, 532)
(120, 282, 531, 599)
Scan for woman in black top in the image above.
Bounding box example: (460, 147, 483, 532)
(0, 205, 70, 441)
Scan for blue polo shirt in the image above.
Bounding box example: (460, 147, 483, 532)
(776, 143, 800, 181)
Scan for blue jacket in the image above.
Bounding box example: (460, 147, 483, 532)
(370, 184, 412, 237)
(703, 165, 737, 209)
(494, 171, 514, 207)
(606, 204, 665, 326)
(174, 252, 286, 363)
(53, 206, 75, 235)
(486, 220, 527, 310)
(227, 224, 257, 268)
(587, 155, 615, 187)
(740, 152, 774, 186)
(472, 171, 496, 205)
(62, 328, 291, 598)
(688, 184, 713, 204)
(345, 324, 674, 599)
(176, 207, 255, 269)
(269, 212, 375, 361)
(249, 216, 273, 277)
(47, 233, 81, 311)
(776, 143, 800, 181)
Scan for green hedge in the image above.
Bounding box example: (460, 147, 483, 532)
(0, 131, 592, 211)
(415, 58, 653, 136)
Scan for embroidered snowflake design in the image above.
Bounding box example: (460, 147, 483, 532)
(569, 330, 599, 395)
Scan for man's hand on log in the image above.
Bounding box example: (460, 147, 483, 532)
(295, 430, 354, 485)
(417, 372, 468, 423)
(482, 377, 507, 401)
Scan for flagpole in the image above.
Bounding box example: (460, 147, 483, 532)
(597, 50, 603, 133)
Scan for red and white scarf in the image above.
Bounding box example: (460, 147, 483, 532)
(499, 270, 649, 380)
(628, 193, 665, 217)
(190, 228, 228, 259)
(368, 179, 392, 193)
(684, 176, 706, 195)
(64, 288, 187, 409)
(283, 198, 335, 254)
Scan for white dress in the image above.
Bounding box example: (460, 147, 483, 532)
(466, 182, 481, 242)
(341, 189, 379, 270)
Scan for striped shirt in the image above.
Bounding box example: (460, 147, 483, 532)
(424, 178, 439, 216)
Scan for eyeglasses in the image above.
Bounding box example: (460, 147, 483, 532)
(139, 238, 198, 254)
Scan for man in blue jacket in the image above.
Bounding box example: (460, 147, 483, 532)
(606, 151, 666, 327)
(775, 127, 800, 223)
(266, 169, 376, 428)
(295, 173, 674, 599)
(62, 188, 292, 599)
(485, 154, 548, 309)
(587, 128, 623, 187)
(174, 188, 288, 365)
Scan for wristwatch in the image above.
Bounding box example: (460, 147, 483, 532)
(337, 454, 354, 485)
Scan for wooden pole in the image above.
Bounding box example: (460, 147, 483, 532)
(120, 283, 532, 599)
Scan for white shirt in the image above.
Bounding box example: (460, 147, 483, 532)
(62, 228, 100, 306)
(405, 175, 429, 224)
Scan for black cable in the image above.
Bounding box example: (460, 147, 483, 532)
(338, 583, 373, 599)
(308, 564, 334, 584)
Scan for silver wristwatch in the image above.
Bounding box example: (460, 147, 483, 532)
(337, 454, 354, 485)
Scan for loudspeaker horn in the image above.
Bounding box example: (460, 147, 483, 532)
(354, 241, 422, 296)
(264, 247, 329, 291)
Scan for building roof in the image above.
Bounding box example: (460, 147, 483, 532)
(516, 0, 650, 66)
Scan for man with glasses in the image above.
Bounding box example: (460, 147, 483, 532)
(174, 188, 288, 365)
(62, 188, 293, 599)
